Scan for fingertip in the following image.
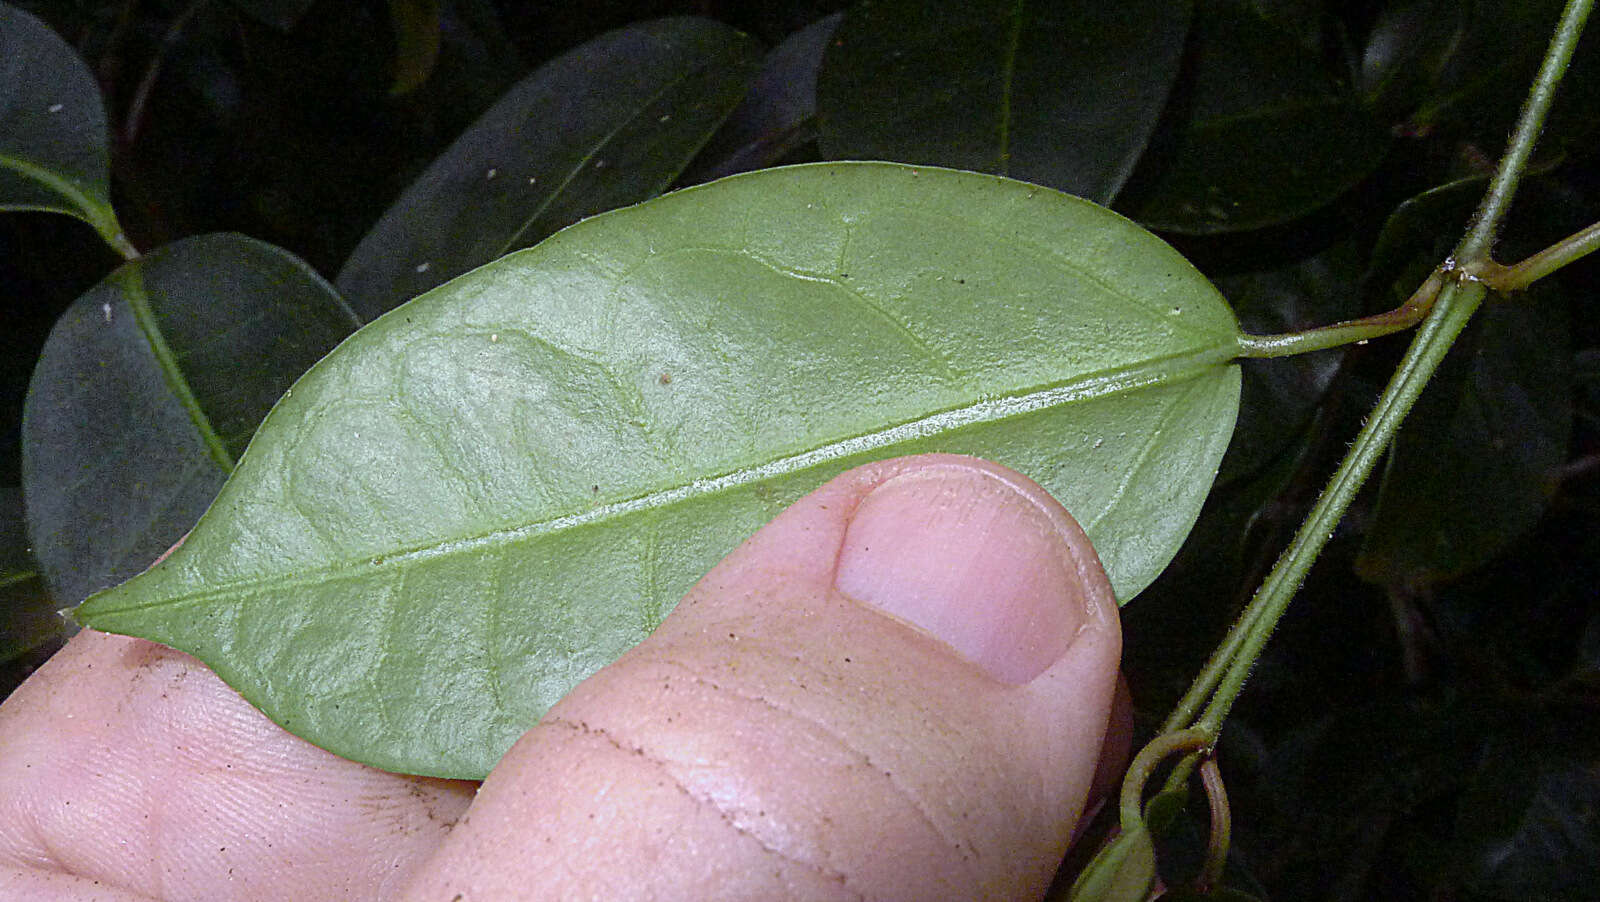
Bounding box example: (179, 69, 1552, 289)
(405, 454, 1125, 901)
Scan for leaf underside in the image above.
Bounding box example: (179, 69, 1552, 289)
(77, 163, 1243, 779)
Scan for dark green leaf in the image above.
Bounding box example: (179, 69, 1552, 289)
(1361, 0, 1600, 149)
(335, 17, 764, 321)
(1356, 294, 1571, 587)
(0, 3, 129, 253)
(1147, 779, 1272, 901)
(1239, 699, 1487, 899)
(1124, 2, 1389, 234)
(77, 163, 1244, 778)
(1467, 765, 1600, 900)
(1160, 889, 1264, 901)
(23, 234, 358, 605)
(1242, 0, 1327, 51)
(679, 12, 841, 184)
(1457, 710, 1600, 901)
(1365, 177, 1483, 294)
(1064, 826, 1158, 901)
(1579, 608, 1600, 679)
(816, 0, 1191, 204)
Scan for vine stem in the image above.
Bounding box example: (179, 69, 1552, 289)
(1196, 755, 1231, 892)
(1457, 0, 1594, 262)
(1195, 277, 1484, 734)
(1153, 0, 1594, 784)
(122, 0, 211, 147)
(1118, 728, 1214, 829)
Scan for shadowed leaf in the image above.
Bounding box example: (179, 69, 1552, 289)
(1125, 1, 1389, 234)
(816, 0, 1191, 204)
(388, 0, 441, 96)
(335, 17, 764, 320)
(0, 3, 130, 255)
(23, 235, 358, 605)
(225, 0, 316, 31)
(1356, 297, 1571, 587)
(679, 12, 841, 183)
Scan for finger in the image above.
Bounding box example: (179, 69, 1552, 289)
(0, 629, 475, 902)
(403, 453, 1122, 901)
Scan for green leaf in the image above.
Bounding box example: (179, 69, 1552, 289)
(77, 163, 1243, 779)
(1356, 297, 1571, 587)
(335, 17, 764, 321)
(0, 2, 133, 257)
(1123, 1, 1389, 234)
(1457, 709, 1600, 901)
(679, 12, 842, 184)
(23, 234, 358, 605)
(1065, 827, 1158, 901)
(816, 0, 1191, 204)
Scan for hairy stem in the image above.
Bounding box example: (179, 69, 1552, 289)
(1149, 0, 1593, 800)
(1197, 277, 1485, 734)
(1456, 0, 1594, 264)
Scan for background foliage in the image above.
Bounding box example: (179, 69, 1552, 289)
(3, 0, 1597, 897)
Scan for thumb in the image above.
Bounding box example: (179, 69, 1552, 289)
(402, 454, 1122, 901)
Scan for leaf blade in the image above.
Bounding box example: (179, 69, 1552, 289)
(1123, 3, 1390, 234)
(23, 235, 358, 605)
(0, 3, 131, 255)
(79, 163, 1242, 778)
(816, 0, 1192, 204)
(334, 16, 764, 320)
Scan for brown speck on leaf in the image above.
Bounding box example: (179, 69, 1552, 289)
(658, 372, 672, 385)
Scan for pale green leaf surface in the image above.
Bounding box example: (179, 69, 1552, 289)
(77, 163, 1242, 778)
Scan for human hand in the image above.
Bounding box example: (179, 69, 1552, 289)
(0, 454, 1125, 901)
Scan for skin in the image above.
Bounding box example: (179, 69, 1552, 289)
(0, 454, 1125, 901)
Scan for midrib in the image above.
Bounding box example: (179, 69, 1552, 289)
(88, 339, 1238, 613)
